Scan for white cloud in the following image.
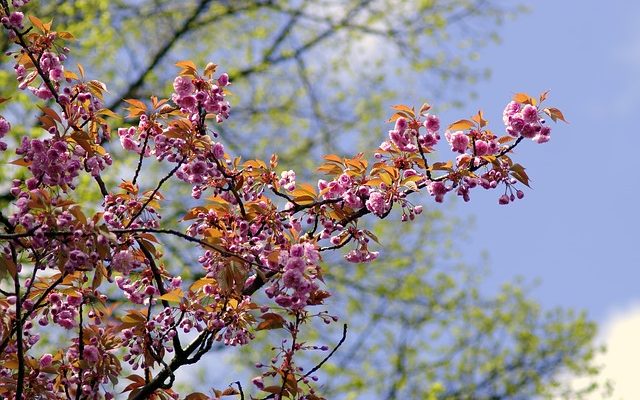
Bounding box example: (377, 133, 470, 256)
(594, 304, 640, 399)
(565, 304, 640, 400)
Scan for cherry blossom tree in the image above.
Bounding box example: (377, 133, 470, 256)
(0, 1, 573, 399)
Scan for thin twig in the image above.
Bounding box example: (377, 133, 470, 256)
(233, 381, 244, 400)
(125, 159, 184, 229)
(300, 323, 348, 380)
(132, 134, 151, 186)
(138, 239, 183, 354)
(11, 242, 24, 400)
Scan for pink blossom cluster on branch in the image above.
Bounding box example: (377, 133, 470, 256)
(0, 2, 566, 399)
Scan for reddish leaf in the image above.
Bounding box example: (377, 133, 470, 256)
(221, 387, 239, 396)
(539, 90, 550, 103)
(543, 107, 568, 123)
(510, 163, 531, 188)
(391, 104, 415, 118)
(256, 313, 286, 331)
(185, 393, 209, 400)
(28, 15, 46, 32)
(419, 102, 432, 115)
(124, 99, 147, 112)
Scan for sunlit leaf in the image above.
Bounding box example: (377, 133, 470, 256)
(513, 92, 536, 105)
(159, 288, 184, 303)
(448, 119, 474, 131)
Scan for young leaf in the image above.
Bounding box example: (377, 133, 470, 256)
(323, 154, 343, 164)
(513, 92, 536, 105)
(124, 99, 147, 112)
(543, 107, 568, 123)
(448, 119, 474, 131)
(256, 313, 286, 331)
(419, 102, 432, 115)
(176, 60, 198, 76)
(510, 163, 531, 188)
(472, 110, 487, 128)
(28, 15, 47, 32)
(391, 104, 415, 118)
(158, 288, 184, 303)
(77, 63, 85, 79)
(203, 62, 218, 78)
(539, 90, 550, 103)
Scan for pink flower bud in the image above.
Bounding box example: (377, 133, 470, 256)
(40, 353, 53, 368)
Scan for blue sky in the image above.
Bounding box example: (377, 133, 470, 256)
(460, 0, 639, 323)
(443, 1, 640, 396)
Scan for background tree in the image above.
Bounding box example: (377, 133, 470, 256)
(0, 1, 609, 399)
(0, 0, 521, 163)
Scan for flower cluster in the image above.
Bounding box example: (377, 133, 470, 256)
(15, 138, 82, 190)
(279, 170, 296, 191)
(0, 116, 10, 151)
(503, 101, 552, 143)
(265, 243, 321, 310)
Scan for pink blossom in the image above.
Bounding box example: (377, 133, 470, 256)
(345, 249, 378, 263)
(475, 140, 489, 156)
(506, 115, 525, 137)
(533, 125, 551, 143)
(428, 181, 448, 203)
(173, 76, 195, 96)
(420, 132, 439, 148)
(394, 117, 408, 132)
(389, 128, 417, 152)
(176, 94, 196, 109)
(212, 142, 225, 158)
(49, 67, 64, 82)
(217, 73, 229, 86)
(66, 294, 83, 307)
(282, 269, 304, 288)
(521, 122, 541, 138)
(290, 244, 304, 258)
(285, 256, 305, 272)
(279, 170, 296, 191)
(40, 353, 53, 368)
(502, 101, 521, 125)
(252, 376, 265, 390)
(31, 84, 53, 100)
(112, 250, 136, 275)
(83, 345, 100, 364)
(521, 104, 539, 123)
(119, 133, 140, 153)
(424, 114, 440, 133)
(0, 118, 10, 137)
(8, 11, 24, 29)
(379, 141, 392, 151)
(446, 130, 469, 153)
(365, 191, 388, 217)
